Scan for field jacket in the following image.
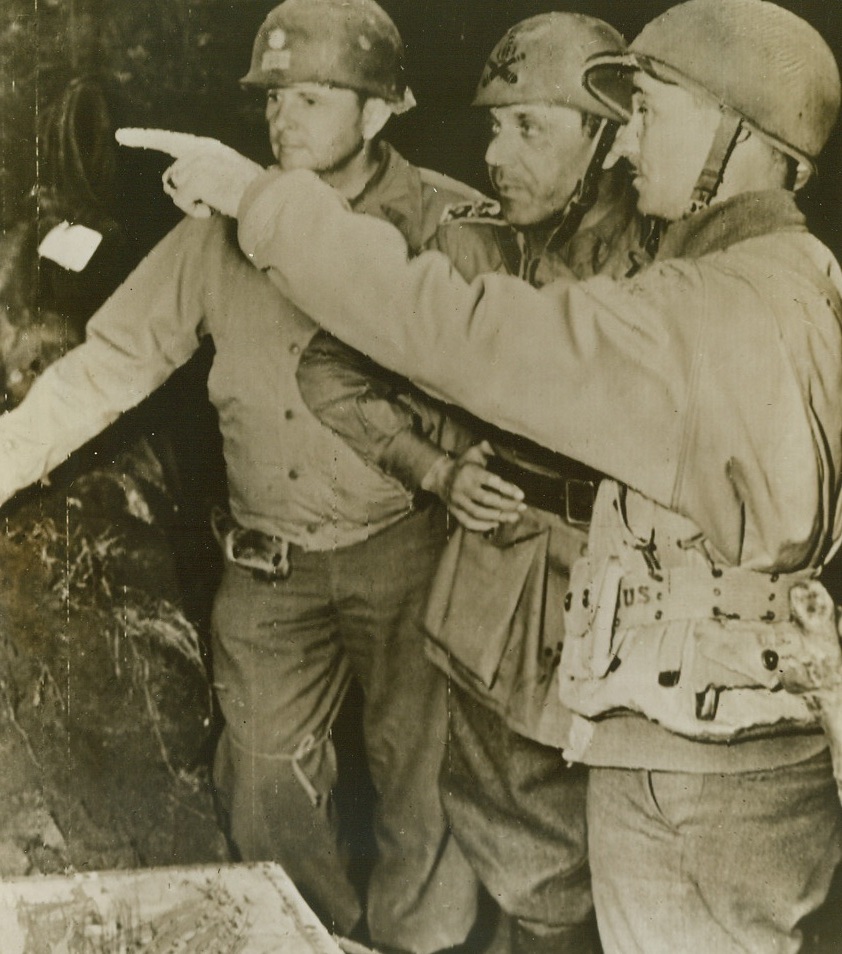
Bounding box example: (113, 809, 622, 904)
(238, 173, 842, 771)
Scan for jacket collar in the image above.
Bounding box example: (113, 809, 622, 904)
(351, 142, 427, 253)
(657, 189, 807, 262)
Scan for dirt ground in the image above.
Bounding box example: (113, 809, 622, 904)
(3, 460, 842, 954)
(0, 439, 228, 881)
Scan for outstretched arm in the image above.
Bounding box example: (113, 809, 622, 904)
(160, 157, 834, 567)
(155, 144, 689, 497)
(235, 168, 692, 505)
(0, 218, 207, 506)
(117, 127, 263, 220)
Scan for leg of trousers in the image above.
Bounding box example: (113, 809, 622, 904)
(211, 549, 360, 934)
(212, 506, 478, 951)
(331, 507, 479, 954)
(587, 752, 842, 954)
(441, 685, 593, 933)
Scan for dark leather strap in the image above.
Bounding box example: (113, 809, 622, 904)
(485, 455, 600, 525)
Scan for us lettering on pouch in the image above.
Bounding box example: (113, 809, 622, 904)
(621, 585, 651, 607)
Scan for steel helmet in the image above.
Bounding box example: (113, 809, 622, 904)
(474, 13, 628, 121)
(584, 0, 840, 173)
(241, 0, 414, 113)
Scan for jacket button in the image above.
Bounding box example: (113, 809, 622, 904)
(285, 409, 294, 420)
(306, 523, 318, 534)
(564, 592, 572, 611)
(762, 649, 779, 671)
(290, 343, 301, 356)
(289, 469, 299, 480)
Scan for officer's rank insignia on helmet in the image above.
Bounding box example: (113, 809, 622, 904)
(262, 29, 291, 71)
(481, 31, 526, 87)
(241, 0, 410, 105)
(440, 198, 504, 224)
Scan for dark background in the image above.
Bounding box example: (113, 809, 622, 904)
(2, 0, 841, 253)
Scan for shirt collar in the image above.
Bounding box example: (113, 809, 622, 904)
(351, 142, 427, 252)
(510, 169, 644, 283)
(555, 170, 643, 278)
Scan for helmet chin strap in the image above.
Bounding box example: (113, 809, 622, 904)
(687, 108, 744, 215)
(543, 119, 619, 253)
(573, 119, 619, 212)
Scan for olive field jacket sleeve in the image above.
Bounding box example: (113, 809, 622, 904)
(239, 169, 842, 569)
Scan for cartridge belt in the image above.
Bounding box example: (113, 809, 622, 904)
(607, 565, 816, 632)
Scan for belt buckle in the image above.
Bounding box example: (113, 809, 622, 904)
(231, 531, 291, 581)
(565, 479, 596, 526)
(211, 508, 291, 581)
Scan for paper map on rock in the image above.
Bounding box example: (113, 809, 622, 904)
(0, 862, 342, 954)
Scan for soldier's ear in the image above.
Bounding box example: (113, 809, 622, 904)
(792, 161, 813, 192)
(362, 98, 393, 141)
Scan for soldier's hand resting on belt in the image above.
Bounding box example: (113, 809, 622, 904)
(423, 441, 525, 533)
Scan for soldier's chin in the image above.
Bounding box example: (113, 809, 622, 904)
(633, 178, 684, 222)
(497, 196, 538, 228)
(275, 149, 316, 173)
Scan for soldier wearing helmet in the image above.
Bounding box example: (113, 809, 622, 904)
(0, 1, 483, 951)
(164, 0, 842, 949)
(272, 13, 653, 952)
(584, 0, 840, 218)
(238, 0, 414, 183)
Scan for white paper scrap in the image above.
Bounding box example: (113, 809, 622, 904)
(37, 221, 103, 272)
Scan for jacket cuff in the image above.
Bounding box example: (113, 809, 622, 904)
(238, 168, 330, 264)
(381, 429, 447, 493)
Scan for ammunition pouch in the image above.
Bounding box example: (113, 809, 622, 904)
(424, 509, 586, 747)
(559, 558, 821, 741)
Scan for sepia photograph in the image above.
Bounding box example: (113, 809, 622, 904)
(1, 0, 842, 950)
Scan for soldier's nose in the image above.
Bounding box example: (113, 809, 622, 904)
(484, 140, 500, 167)
(611, 116, 639, 166)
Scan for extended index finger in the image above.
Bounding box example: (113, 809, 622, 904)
(115, 127, 226, 160)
